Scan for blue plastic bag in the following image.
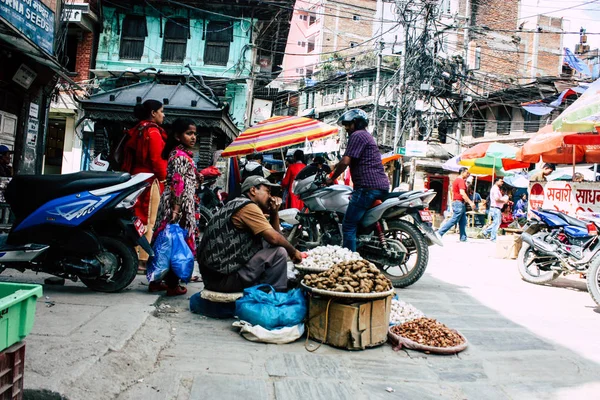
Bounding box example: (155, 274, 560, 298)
(146, 227, 172, 283)
(235, 284, 307, 330)
(169, 224, 194, 282)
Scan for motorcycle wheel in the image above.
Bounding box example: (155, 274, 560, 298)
(586, 255, 600, 307)
(517, 243, 561, 284)
(80, 236, 138, 292)
(379, 220, 429, 288)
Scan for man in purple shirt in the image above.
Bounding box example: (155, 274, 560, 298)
(481, 177, 509, 242)
(326, 109, 389, 251)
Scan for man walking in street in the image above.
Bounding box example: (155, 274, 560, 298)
(326, 109, 389, 251)
(437, 167, 476, 242)
(198, 176, 303, 292)
(481, 177, 509, 242)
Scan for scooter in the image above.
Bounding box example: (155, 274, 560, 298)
(1, 171, 154, 292)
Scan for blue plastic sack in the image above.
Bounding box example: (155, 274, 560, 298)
(146, 227, 172, 283)
(169, 224, 194, 282)
(235, 284, 307, 330)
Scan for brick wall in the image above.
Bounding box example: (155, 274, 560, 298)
(321, 0, 377, 60)
(75, 32, 94, 80)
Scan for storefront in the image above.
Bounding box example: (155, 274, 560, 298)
(0, 0, 73, 175)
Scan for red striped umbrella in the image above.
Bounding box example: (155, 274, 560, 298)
(221, 116, 339, 157)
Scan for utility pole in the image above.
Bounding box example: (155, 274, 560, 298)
(244, 21, 257, 129)
(455, 0, 470, 155)
(393, 66, 402, 152)
(373, 40, 384, 141)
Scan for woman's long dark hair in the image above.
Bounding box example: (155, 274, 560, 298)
(162, 118, 196, 160)
(133, 99, 163, 121)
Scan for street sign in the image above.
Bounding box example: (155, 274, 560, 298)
(405, 140, 427, 157)
(398, 147, 406, 156)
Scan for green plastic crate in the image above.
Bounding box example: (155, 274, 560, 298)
(0, 283, 42, 352)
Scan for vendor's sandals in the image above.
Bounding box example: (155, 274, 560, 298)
(190, 275, 202, 282)
(148, 281, 168, 292)
(167, 285, 188, 297)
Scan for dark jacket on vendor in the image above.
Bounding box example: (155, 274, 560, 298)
(198, 176, 303, 292)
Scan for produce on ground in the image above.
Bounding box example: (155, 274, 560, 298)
(390, 318, 465, 348)
(389, 299, 425, 325)
(303, 260, 393, 293)
(300, 245, 362, 270)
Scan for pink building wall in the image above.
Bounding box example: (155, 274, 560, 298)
(281, 0, 322, 82)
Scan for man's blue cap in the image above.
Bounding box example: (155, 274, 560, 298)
(0, 145, 12, 154)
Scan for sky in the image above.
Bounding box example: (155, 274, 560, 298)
(520, 0, 600, 51)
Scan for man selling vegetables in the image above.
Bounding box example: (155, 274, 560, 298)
(198, 176, 303, 292)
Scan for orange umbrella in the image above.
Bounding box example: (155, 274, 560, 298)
(519, 125, 600, 163)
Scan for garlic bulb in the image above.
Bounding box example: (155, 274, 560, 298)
(389, 299, 425, 325)
(299, 245, 362, 271)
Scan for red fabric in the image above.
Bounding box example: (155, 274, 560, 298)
(452, 177, 466, 202)
(460, 143, 492, 160)
(502, 159, 531, 171)
(123, 121, 168, 225)
(282, 162, 306, 209)
(563, 133, 600, 145)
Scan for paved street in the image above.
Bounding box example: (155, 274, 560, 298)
(10, 234, 600, 399)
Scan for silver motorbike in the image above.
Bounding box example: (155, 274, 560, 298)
(279, 172, 442, 288)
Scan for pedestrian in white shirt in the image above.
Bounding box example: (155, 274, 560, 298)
(481, 178, 509, 242)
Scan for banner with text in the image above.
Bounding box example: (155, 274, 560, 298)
(529, 181, 600, 217)
(0, 0, 55, 55)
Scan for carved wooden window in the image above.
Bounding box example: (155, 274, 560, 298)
(120, 15, 147, 60)
(204, 22, 233, 66)
(162, 18, 189, 63)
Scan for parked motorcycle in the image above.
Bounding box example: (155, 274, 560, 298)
(518, 209, 600, 305)
(279, 172, 442, 288)
(1, 171, 154, 292)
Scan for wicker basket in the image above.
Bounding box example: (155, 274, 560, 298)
(300, 282, 395, 299)
(387, 325, 468, 355)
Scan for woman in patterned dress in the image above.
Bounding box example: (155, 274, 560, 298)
(150, 118, 202, 296)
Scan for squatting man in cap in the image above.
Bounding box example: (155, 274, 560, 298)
(198, 176, 303, 293)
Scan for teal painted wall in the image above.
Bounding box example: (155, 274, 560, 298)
(96, 6, 253, 129)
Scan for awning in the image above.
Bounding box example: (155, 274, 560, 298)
(79, 81, 239, 141)
(0, 20, 78, 87)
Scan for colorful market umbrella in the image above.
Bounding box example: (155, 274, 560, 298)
(221, 116, 339, 157)
(458, 158, 513, 177)
(460, 143, 530, 172)
(552, 77, 600, 133)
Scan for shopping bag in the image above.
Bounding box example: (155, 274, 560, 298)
(146, 227, 172, 283)
(232, 321, 304, 344)
(169, 224, 194, 282)
(235, 284, 307, 330)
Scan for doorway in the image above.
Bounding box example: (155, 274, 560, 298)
(426, 175, 449, 214)
(44, 119, 66, 174)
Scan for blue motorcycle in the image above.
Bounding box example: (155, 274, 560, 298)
(518, 209, 600, 305)
(1, 171, 154, 292)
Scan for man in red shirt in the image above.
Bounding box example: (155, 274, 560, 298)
(437, 167, 476, 242)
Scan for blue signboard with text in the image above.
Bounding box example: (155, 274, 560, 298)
(0, 0, 55, 55)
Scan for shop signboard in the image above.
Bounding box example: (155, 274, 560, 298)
(405, 140, 427, 157)
(0, 0, 55, 55)
(528, 181, 600, 218)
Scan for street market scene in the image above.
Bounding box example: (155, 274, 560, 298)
(0, 0, 600, 399)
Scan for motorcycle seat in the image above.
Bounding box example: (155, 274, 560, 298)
(6, 172, 132, 219)
(543, 209, 588, 229)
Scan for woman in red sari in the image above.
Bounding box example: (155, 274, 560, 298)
(121, 100, 168, 272)
(281, 150, 306, 210)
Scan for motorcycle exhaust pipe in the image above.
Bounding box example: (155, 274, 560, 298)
(521, 232, 560, 257)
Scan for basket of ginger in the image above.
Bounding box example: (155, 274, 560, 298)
(388, 317, 468, 354)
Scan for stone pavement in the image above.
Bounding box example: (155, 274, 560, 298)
(8, 234, 600, 399)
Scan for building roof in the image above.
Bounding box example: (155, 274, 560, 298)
(79, 81, 239, 141)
